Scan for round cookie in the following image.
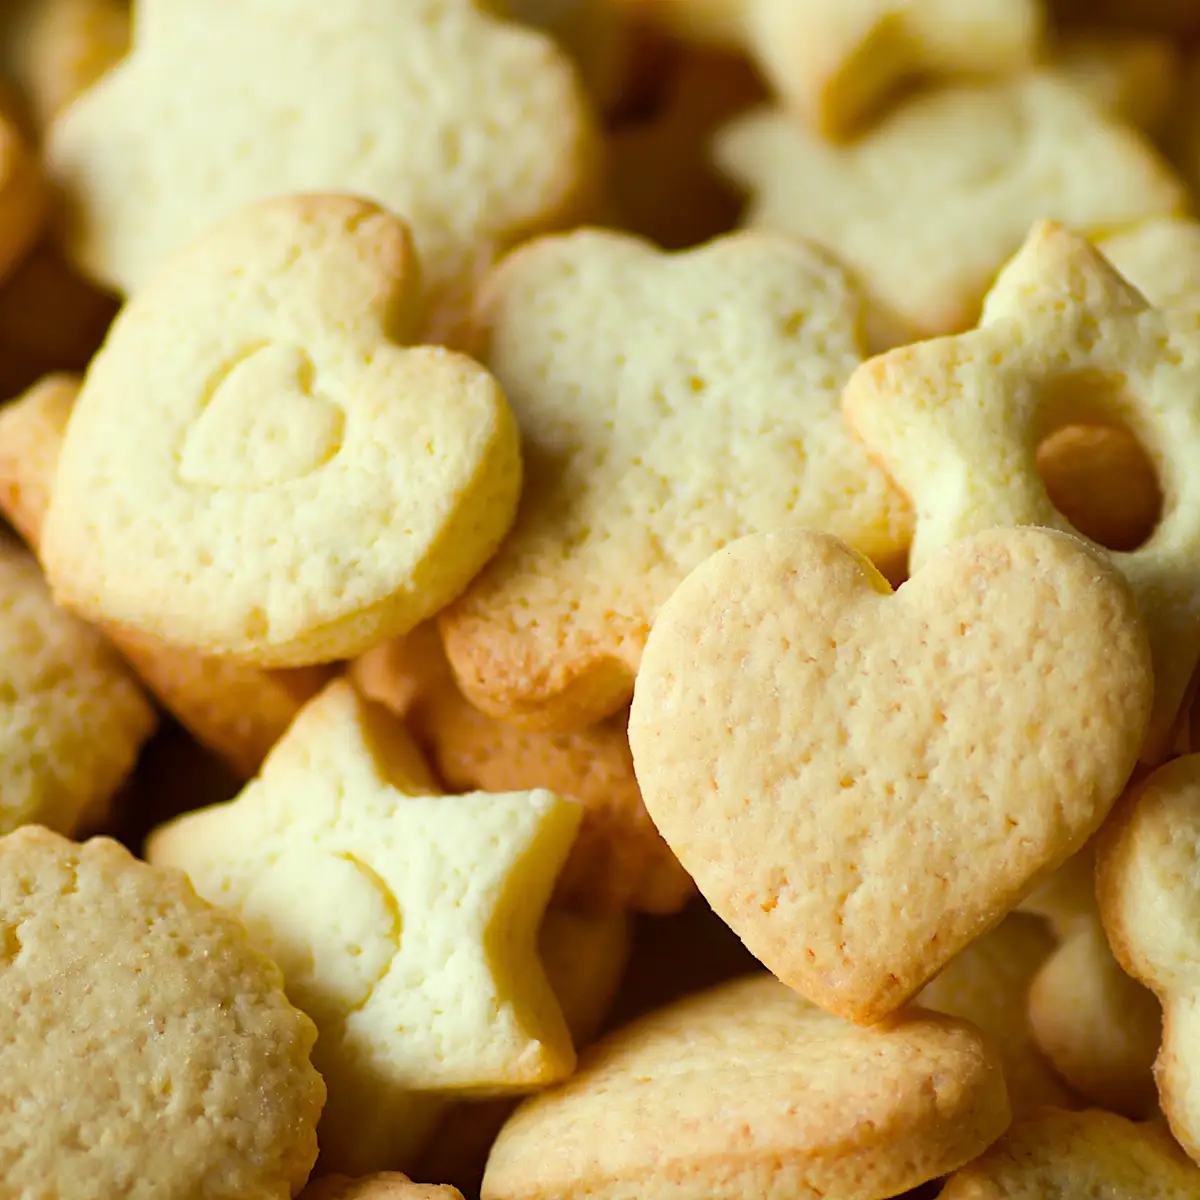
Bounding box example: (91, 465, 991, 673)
(0, 825, 325, 1198)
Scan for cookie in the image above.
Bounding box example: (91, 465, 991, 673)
(843, 220, 1200, 762)
(629, 525, 1152, 1024)
(716, 76, 1185, 339)
(147, 678, 582, 1174)
(1098, 217, 1200, 313)
(0, 372, 332, 778)
(351, 624, 692, 915)
(0, 825, 324, 1198)
(26, 0, 128, 130)
(302, 1175, 462, 1200)
(940, 1108, 1200, 1198)
(1018, 843, 1161, 1117)
(916, 914, 1077, 1116)
(40, 194, 523, 668)
(439, 228, 912, 732)
(482, 973, 1010, 1200)
(1096, 755, 1200, 1160)
(45, 0, 598, 311)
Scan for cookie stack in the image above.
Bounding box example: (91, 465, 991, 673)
(1, 0, 1200, 1196)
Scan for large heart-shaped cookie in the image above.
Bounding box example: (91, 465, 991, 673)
(629, 526, 1153, 1024)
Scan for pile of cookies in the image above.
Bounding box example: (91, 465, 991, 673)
(4, 0, 1200, 1196)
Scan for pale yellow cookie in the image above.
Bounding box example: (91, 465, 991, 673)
(45, 0, 598, 310)
(439, 228, 911, 732)
(301, 1174, 463, 1200)
(629, 526, 1152, 1024)
(40, 194, 523, 668)
(941, 1108, 1200, 1198)
(147, 679, 582, 1174)
(1097, 755, 1200, 1160)
(716, 76, 1185, 339)
(482, 973, 1010, 1200)
(1098, 217, 1200, 313)
(843, 220, 1200, 762)
(0, 825, 325, 1198)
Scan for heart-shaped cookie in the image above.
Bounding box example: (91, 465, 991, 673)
(629, 526, 1153, 1024)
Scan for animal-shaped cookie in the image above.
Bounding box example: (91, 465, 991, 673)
(40, 195, 523, 668)
(1097, 754, 1200, 1160)
(439, 228, 911, 732)
(716, 75, 1185, 338)
(629, 526, 1152, 1024)
(147, 679, 582, 1173)
(0, 825, 325, 1198)
(45, 0, 598, 309)
(482, 974, 1010, 1200)
(844, 221, 1200, 762)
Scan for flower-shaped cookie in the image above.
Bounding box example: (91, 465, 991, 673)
(439, 228, 912, 731)
(45, 0, 597, 304)
(40, 195, 523, 667)
(844, 221, 1200, 761)
(147, 679, 583, 1174)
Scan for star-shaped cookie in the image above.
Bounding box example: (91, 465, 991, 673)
(147, 679, 582, 1174)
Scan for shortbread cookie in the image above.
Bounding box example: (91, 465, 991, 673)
(716, 76, 1185, 339)
(40, 195, 523, 668)
(27, 0, 129, 130)
(302, 1175, 462, 1200)
(1019, 845, 1160, 1116)
(1096, 755, 1200, 1159)
(844, 221, 1200, 762)
(45, 0, 598, 308)
(916, 914, 1077, 1116)
(629, 526, 1152, 1024)
(941, 1108, 1200, 1198)
(0, 825, 324, 1198)
(439, 228, 911, 731)
(0, 373, 332, 777)
(1098, 217, 1200, 313)
(482, 974, 1010, 1200)
(351, 624, 692, 914)
(148, 679, 582, 1174)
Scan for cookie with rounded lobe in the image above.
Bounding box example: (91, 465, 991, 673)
(44, 0, 598, 308)
(629, 525, 1152, 1024)
(147, 678, 583, 1174)
(40, 194, 523, 669)
(351, 623, 693, 915)
(0, 371, 332, 778)
(439, 227, 912, 732)
(716, 76, 1185, 340)
(844, 220, 1200, 762)
(940, 1109, 1200, 1198)
(1096, 754, 1200, 1161)
(302, 1174, 462, 1200)
(0, 825, 325, 1199)
(482, 973, 1010, 1200)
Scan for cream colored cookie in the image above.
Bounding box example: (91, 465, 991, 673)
(0, 825, 324, 1198)
(1096, 755, 1200, 1160)
(302, 1175, 463, 1200)
(40, 194, 523, 668)
(482, 973, 1010, 1200)
(147, 679, 582, 1174)
(439, 228, 911, 732)
(1019, 846, 1160, 1116)
(716, 76, 1185, 340)
(351, 624, 692, 915)
(45, 0, 597, 309)
(844, 221, 1200, 762)
(26, 0, 128, 130)
(1098, 217, 1200, 313)
(917, 914, 1077, 1116)
(629, 526, 1152, 1024)
(941, 1108, 1200, 1198)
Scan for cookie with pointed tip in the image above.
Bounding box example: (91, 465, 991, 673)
(40, 194, 523, 668)
(716, 76, 1185, 339)
(940, 1109, 1200, 1198)
(0, 825, 325, 1198)
(45, 0, 598, 308)
(844, 220, 1200, 762)
(1097, 754, 1200, 1160)
(482, 973, 1010, 1200)
(147, 679, 582, 1174)
(629, 525, 1152, 1024)
(439, 227, 911, 732)
(302, 1174, 463, 1200)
